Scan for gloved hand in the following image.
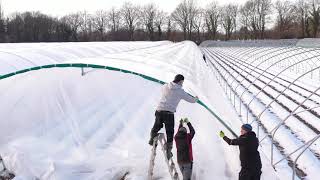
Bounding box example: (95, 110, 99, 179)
(219, 131, 225, 138)
(180, 118, 184, 124)
(195, 96, 199, 102)
(184, 118, 189, 123)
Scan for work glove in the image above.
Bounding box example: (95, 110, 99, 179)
(180, 118, 184, 124)
(195, 96, 199, 102)
(184, 118, 189, 123)
(219, 131, 225, 138)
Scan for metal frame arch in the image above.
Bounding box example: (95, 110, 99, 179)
(286, 51, 318, 74)
(219, 47, 287, 89)
(248, 46, 295, 66)
(211, 50, 249, 99)
(222, 47, 304, 115)
(292, 134, 320, 180)
(205, 48, 241, 99)
(209, 50, 239, 90)
(257, 67, 320, 144)
(269, 134, 320, 180)
(268, 81, 320, 166)
(266, 48, 307, 69)
(238, 48, 320, 115)
(213, 46, 294, 89)
(207, 50, 232, 90)
(219, 46, 294, 89)
(216, 49, 320, 111)
(228, 46, 274, 60)
(234, 46, 303, 91)
(214, 47, 298, 85)
(230, 46, 270, 59)
(293, 104, 320, 116)
(229, 46, 256, 56)
(246, 53, 320, 122)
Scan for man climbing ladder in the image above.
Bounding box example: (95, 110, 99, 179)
(149, 74, 198, 159)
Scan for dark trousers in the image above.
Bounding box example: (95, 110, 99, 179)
(239, 168, 261, 180)
(150, 111, 175, 143)
(178, 162, 193, 180)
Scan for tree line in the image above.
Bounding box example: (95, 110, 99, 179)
(0, 0, 319, 43)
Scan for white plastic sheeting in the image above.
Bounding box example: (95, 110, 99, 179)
(0, 41, 171, 76)
(0, 41, 279, 179)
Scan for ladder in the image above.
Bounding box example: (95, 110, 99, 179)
(148, 133, 180, 180)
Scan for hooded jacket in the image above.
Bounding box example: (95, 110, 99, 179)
(223, 131, 262, 170)
(157, 82, 197, 113)
(174, 122, 195, 164)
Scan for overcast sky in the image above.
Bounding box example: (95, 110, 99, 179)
(2, 0, 249, 17)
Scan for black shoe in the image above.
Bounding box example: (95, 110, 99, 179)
(148, 138, 154, 146)
(149, 136, 158, 146)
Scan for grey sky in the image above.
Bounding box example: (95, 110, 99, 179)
(2, 0, 248, 17)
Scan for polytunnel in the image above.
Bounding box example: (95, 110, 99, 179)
(0, 41, 280, 179)
(201, 40, 320, 180)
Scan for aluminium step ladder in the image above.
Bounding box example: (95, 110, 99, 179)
(148, 133, 180, 180)
(0, 155, 15, 180)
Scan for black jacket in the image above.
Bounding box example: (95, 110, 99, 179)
(223, 131, 262, 170)
(174, 122, 195, 164)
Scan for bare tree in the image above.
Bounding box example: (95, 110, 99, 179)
(141, 3, 157, 40)
(155, 10, 167, 40)
(108, 7, 121, 34)
(78, 11, 94, 41)
(257, 0, 272, 38)
(204, 1, 220, 40)
(309, 0, 320, 37)
(239, 2, 252, 39)
(293, 0, 311, 38)
(61, 12, 82, 41)
(193, 8, 204, 43)
(187, 0, 198, 40)
(240, 0, 258, 38)
(171, 0, 198, 40)
(121, 2, 140, 40)
(240, 0, 272, 39)
(172, 0, 189, 40)
(275, 0, 295, 38)
(93, 10, 108, 39)
(221, 4, 238, 40)
(166, 17, 173, 40)
(0, 1, 5, 42)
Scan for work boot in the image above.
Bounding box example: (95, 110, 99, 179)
(149, 132, 159, 146)
(148, 137, 154, 146)
(165, 142, 173, 159)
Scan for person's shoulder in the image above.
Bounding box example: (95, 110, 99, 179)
(239, 134, 249, 141)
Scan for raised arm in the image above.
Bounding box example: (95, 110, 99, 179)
(187, 122, 195, 139)
(180, 90, 197, 103)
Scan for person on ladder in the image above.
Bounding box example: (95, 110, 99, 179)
(149, 74, 198, 159)
(175, 118, 195, 180)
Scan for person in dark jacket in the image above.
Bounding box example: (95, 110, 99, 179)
(174, 118, 195, 180)
(202, 54, 207, 64)
(220, 124, 262, 180)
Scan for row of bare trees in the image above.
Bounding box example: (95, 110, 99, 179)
(274, 0, 320, 38)
(0, 0, 320, 43)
